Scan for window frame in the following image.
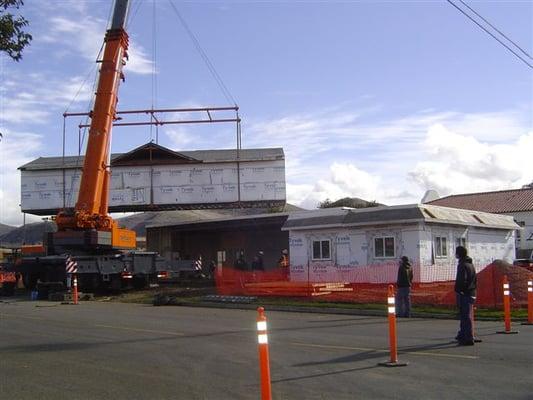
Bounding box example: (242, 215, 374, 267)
(311, 239, 332, 261)
(374, 236, 396, 259)
(434, 236, 448, 258)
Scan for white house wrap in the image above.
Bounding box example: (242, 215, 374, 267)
(282, 204, 518, 283)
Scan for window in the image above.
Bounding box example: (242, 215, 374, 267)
(374, 237, 395, 258)
(435, 236, 448, 258)
(516, 221, 525, 241)
(455, 237, 466, 248)
(312, 240, 331, 260)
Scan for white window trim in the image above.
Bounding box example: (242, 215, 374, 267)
(311, 239, 332, 261)
(374, 236, 396, 259)
(435, 236, 448, 258)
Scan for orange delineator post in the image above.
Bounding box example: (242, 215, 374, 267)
(522, 280, 533, 326)
(72, 274, 79, 305)
(256, 307, 272, 400)
(472, 305, 482, 343)
(497, 275, 518, 334)
(378, 285, 408, 367)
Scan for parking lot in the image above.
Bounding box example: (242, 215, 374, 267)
(0, 300, 531, 399)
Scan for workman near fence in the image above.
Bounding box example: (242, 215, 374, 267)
(454, 246, 477, 346)
(278, 249, 290, 280)
(252, 251, 265, 271)
(396, 256, 413, 317)
(234, 251, 248, 271)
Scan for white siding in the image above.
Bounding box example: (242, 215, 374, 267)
(288, 222, 515, 284)
(20, 159, 286, 212)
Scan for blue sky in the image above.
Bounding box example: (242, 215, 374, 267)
(0, 0, 532, 225)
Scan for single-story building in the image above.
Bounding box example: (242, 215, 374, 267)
(282, 204, 518, 283)
(146, 213, 290, 270)
(425, 187, 533, 258)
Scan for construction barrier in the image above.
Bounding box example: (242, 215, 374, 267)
(215, 261, 533, 308)
(378, 285, 408, 367)
(256, 307, 272, 400)
(72, 274, 79, 305)
(497, 276, 518, 334)
(472, 306, 482, 343)
(521, 280, 533, 326)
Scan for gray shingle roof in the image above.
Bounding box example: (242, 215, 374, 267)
(19, 147, 285, 171)
(282, 204, 519, 231)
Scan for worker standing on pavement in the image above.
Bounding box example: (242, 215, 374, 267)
(396, 256, 413, 317)
(454, 246, 477, 346)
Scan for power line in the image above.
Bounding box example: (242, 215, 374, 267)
(446, 0, 532, 69)
(457, 0, 532, 60)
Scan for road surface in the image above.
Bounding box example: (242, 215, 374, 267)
(0, 300, 531, 399)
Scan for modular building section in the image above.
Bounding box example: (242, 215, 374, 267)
(19, 143, 286, 215)
(282, 204, 518, 283)
(147, 213, 289, 271)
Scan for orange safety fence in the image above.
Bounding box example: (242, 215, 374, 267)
(215, 261, 533, 308)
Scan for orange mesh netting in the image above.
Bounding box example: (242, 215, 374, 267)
(215, 261, 532, 308)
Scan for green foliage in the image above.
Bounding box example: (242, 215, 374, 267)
(318, 197, 381, 209)
(0, 0, 32, 61)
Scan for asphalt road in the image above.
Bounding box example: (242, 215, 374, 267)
(0, 300, 531, 400)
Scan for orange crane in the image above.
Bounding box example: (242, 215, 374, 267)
(55, 0, 135, 250)
(17, 0, 168, 294)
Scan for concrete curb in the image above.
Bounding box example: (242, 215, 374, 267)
(171, 300, 522, 321)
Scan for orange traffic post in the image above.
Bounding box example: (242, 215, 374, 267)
(378, 285, 408, 367)
(472, 306, 482, 343)
(72, 274, 79, 305)
(497, 276, 518, 334)
(521, 280, 533, 326)
(256, 307, 272, 400)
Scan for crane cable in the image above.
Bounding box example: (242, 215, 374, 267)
(167, 0, 238, 106)
(446, 0, 532, 69)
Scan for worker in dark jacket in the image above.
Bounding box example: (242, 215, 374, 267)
(454, 246, 477, 345)
(396, 256, 414, 317)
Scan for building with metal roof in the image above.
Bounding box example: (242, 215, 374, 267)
(426, 187, 533, 258)
(283, 204, 519, 284)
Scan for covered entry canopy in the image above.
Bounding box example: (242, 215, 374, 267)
(19, 142, 286, 215)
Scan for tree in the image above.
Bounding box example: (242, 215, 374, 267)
(318, 197, 381, 209)
(0, 0, 32, 61)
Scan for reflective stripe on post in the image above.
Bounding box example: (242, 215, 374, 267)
(497, 275, 518, 334)
(72, 274, 79, 305)
(522, 280, 533, 326)
(378, 285, 408, 367)
(256, 307, 272, 400)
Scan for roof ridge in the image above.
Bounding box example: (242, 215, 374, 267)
(431, 187, 532, 201)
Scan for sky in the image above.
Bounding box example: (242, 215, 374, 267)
(0, 0, 532, 226)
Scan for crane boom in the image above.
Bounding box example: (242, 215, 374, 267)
(56, 0, 136, 250)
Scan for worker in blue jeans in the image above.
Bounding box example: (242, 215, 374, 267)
(454, 246, 477, 346)
(396, 256, 413, 317)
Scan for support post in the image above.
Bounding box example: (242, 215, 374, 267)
(256, 307, 272, 400)
(378, 285, 408, 367)
(72, 274, 79, 305)
(521, 280, 533, 326)
(497, 275, 518, 334)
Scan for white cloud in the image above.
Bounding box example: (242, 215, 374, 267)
(248, 107, 531, 209)
(0, 130, 44, 226)
(165, 127, 194, 149)
(297, 163, 382, 209)
(44, 15, 154, 76)
(0, 75, 93, 124)
(409, 125, 533, 196)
